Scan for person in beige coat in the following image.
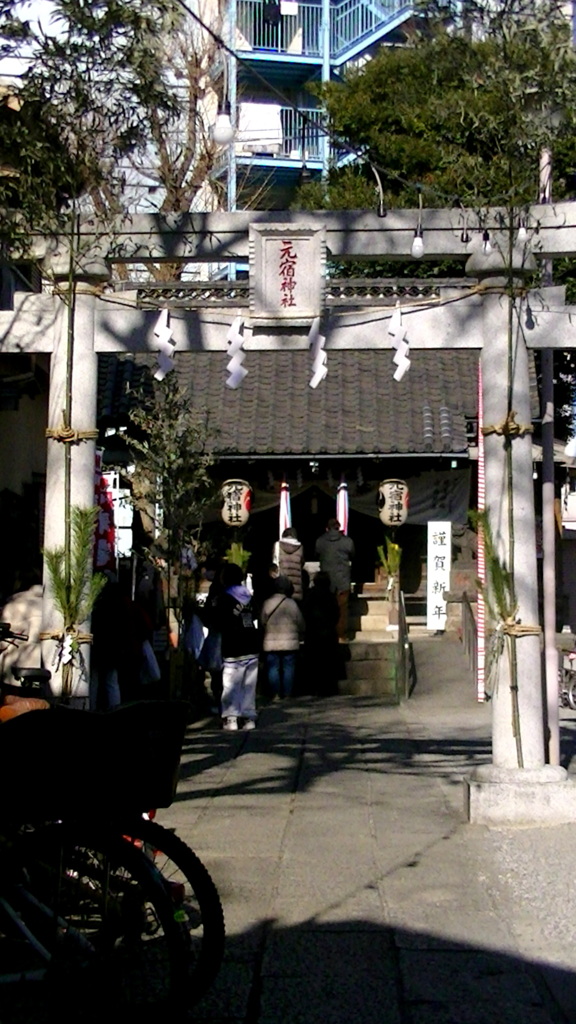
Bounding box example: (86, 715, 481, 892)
(260, 575, 305, 699)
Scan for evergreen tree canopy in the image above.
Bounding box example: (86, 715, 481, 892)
(301, 0, 576, 213)
(297, 1, 576, 437)
(0, 0, 219, 255)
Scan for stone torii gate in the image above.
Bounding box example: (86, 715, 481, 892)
(4, 202, 576, 824)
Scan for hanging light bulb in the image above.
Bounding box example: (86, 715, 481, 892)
(411, 227, 425, 258)
(565, 436, 576, 460)
(517, 218, 528, 242)
(213, 101, 234, 146)
(411, 184, 424, 258)
(459, 202, 470, 244)
(482, 229, 492, 255)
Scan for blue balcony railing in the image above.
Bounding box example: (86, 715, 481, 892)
(331, 0, 410, 59)
(280, 107, 324, 160)
(232, 105, 324, 159)
(237, 0, 322, 56)
(236, 0, 411, 61)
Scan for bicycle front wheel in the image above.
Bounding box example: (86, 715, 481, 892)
(120, 817, 226, 1003)
(567, 673, 576, 711)
(15, 824, 188, 1015)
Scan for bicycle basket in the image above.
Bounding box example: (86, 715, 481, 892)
(0, 700, 189, 821)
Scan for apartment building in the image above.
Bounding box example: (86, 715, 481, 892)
(213, 0, 414, 210)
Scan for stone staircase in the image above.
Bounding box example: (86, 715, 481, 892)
(337, 583, 418, 701)
(336, 566, 476, 700)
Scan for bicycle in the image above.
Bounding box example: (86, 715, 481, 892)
(559, 651, 576, 710)
(0, 622, 226, 1012)
(2, 819, 189, 1013)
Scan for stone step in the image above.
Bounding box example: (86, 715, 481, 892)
(339, 630, 402, 700)
(356, 582, 388, 598)
(350, 628, 399, 643)
(350, 598, 394, 616)
(348, 638, 396, 658)
(351, 613, 396, 632)
(345, 659, 391, 682)
(406, 616, 433, 638)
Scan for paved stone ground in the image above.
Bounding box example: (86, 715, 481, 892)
(4, 633, 576, 1022)
(158, 634, 576, 1023)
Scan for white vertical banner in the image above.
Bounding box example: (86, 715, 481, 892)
(426, 521, 452, 632)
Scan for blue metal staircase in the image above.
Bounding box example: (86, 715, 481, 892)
(226, 0, 414, 209)
(236, 0, 413, 64)
(331, 0, 413, 64)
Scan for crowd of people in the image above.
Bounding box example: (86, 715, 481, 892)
(197, 517, 355, 732)
(0, 518, 355, 729)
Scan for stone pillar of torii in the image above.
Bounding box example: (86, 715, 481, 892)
(4, 203, 576, 823)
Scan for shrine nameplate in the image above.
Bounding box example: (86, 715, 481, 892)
(249, 224, 326, 325)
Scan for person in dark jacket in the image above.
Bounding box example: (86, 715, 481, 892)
(214, 563, 260, 732)
(302, 571, 339, 695)
(315, 518, 355, 642)
(274, 527, 305, 602)
(198, 562, 225, 712)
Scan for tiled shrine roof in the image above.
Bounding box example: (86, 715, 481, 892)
(98, 349, 481, 456)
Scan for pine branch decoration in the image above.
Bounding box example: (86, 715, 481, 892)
(44, 506, 107, 630)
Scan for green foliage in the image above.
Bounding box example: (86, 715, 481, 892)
(128, 370, 217, 571)
(43, 505, 107, 628)
(225, 543, 252, 574)
(377, 537, 402, 578)
(301, 1, 576, 211)
(470, 510, 516, 627)
(0, 1, 215, 252)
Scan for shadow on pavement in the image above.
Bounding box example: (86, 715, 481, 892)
(191, 917, 576, 1024)
(174, 701, 491, 804)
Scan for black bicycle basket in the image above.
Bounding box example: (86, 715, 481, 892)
(0, 700, 189, 821)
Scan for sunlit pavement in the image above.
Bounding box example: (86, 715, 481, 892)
(159, 634, 576, 1024)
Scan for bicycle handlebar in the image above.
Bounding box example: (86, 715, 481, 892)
(0, 622, 29, 643)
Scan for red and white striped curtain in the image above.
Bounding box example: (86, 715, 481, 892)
(279, 480, 292, 537)
(337, 479, 349, 535)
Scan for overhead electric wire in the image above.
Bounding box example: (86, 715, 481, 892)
(168, 0, 453, 206)
(168, 0, 567, 213)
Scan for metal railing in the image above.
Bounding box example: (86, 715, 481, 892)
(397, 590, 412, 700)
(331, 0, 405, 59)
(279, 107, 324, 160)
(461, 591, 478, 682)
(236, 0, 410, 60)
(225, 104, 324, 161)
(237, 0, 322, 56)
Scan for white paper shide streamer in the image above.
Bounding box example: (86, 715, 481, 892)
(309, 317, 327, 389)
(388, 300, 410, 382)
(226, 317, 248, 389)
(153, 308, 176, 381)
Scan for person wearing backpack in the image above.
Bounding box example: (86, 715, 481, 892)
(260, 575, 305, 700)
(215, 562, 260, 732)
